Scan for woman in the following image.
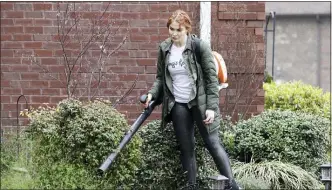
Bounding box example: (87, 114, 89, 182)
(143, 10, 240, 190)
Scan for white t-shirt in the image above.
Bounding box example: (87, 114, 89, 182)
(167, 44, 192, 103)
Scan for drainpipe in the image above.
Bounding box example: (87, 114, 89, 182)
(200, 2, 211, 47)
(316, 14, 321, 88)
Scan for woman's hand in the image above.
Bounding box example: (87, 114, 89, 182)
(143, 94, 153, 108)
(203, 110, 215, 125)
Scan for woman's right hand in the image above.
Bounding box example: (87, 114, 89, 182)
(143, 93, 152, 108)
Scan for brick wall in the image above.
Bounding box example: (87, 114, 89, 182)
(211, 2, 265, 120)
(1, 2, 265, 130)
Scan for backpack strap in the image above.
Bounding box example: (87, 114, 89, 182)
(193, 37, 201, 65)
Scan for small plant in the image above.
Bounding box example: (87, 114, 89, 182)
(264, 81, 331, 119)
(1, 134, 36, 189)
(232, 110, 330, 173)
(135, 120, 218, 189)
(26, 98, 142, 189)
(233, 160, 323, 189)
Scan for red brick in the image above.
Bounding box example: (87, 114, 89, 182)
(1, 57, 21, 64)
(49, 81, 63, 88)
(41, 58, 57, 65)
(42, 89, 60, 95)
(43, 42, 61, 49)
(3, 42, 23, 49)
(1, 95, 11, 103)
(121, 12, 139, 19)
(114, 50, 130, 57)
(1, 80, 10, 87)
(13, 34, 32, 41)
(91, 3, 102, 11)
(21, 73, 39, 80)
(34, 19, 52, 26)
(255, 43, 264, 51)
(227, 3, 247, 12)
(218, 4, 227, 12)
(129, 51, 148, 58)
(1, 34, 12, 41)
(223, 12, 236, 20)
(0, 3, 14, 10)
(25, 26, 43, 34)
(149, 4, 168, 12)
(5, 11, 24, 18)
(257, 12, 266, 20)
(117, 58, 137, 66)
(247, 21, 263, 28)
(107, 4, 128, 12)
(50, 96, 66, 104)
(29, 81, 49, 88)
(47, 65, 65, 72)
(1, 50, 14, 57)
(10, 65, 29, 72)
(14, 3, 33, 11)
(137, 59, 156, 66)
(24, 42, 43, 49)
(106, 66, 127, 73)
(138, 74, 156, 81)
(129, 19, 148, 27)
(1, 18, 14, 25)
(255, 28, 263, 35)
(24, 11, 43, 18)
(32, 34, 52, 41)
(22, 89, 41, 95)
(130, 34, 150, 42)
(3, 26, 23, 33)
(34, 50, 53, 57)
(127, 66, 144, 74)
(31, 96, 50, 103)
(237, 12, 257, 20)
(33, 3, 52, 11)
(246, 3, 265, 12)
(44, 11, 57, 19)
(14, 19, 33, 25)
(128, 4, 148, 12)
(2, 88, 22, 94)
(2, 104, 17, 111)
(140, 12, 160, 19)
(149, 50, 158, 57)
(145, 66, 157, 74)
(139, 43, 158, 50)
(218, 12, 224, 20)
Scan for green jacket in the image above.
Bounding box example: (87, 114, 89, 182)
(148, 34, 220, 133)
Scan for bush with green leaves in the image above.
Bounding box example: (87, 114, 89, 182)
(264, 81, 330, 119)
(26, 98, 142, 189)
(135, 120, 218, 189)
(1, 137, 17, 173)
(230, 110, 330, 173)
(233, 160, 323, 189)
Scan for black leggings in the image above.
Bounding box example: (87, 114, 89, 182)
(171, 102, 239, 189)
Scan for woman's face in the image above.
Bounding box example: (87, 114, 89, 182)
(168, 21, 187, 44)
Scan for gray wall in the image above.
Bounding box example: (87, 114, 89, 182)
(265, 2, 331, 92)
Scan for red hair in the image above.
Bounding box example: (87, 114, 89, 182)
(166, 10, 192, 34)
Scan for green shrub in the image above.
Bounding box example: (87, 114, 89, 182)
(135, 120, 218, 189)
(1, 137, 17, 173)
(233, 161, 323, 189)
(231, 110, 330, 173)
(1, 133, 37, 189)
(264, 81, 330, 119)
(26, 98, 142, 189)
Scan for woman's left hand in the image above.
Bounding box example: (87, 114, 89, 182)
(203, 110, 215, 125)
